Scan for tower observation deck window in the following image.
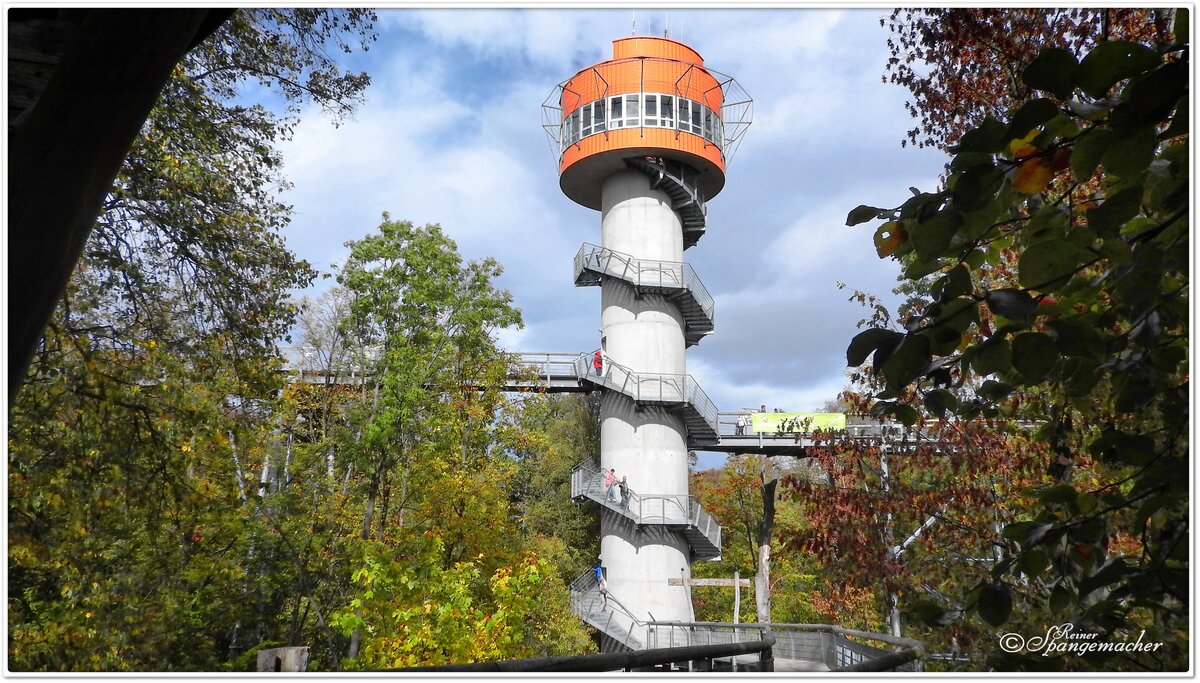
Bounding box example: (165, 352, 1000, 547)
(560, 92, 723, 153)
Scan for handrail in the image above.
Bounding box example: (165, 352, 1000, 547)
(644, 621, 924, 672)
(644, 621, 924, 649)
(569, 460, 722, 555)
(401, 634, 776, 672)
(573, 243, 715, 324)
(589, 357, 719, 436)
(568, 568, 645, 628)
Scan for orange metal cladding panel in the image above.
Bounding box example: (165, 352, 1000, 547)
(559, 126, 725, 175)
(612, 36, 702, 64)
(563, 59, 723, 116)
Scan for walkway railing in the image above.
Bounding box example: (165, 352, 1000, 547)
(584, 357, 720, 437)
(571, 460, 722, 559)
(643, 622, 924, 672)
(713, 411, 964, 452)
(402, 634, 776, 672)
(568, 568, 644, 651)
(573, 243, 715, 327)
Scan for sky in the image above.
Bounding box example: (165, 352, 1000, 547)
(275, 6, 951, 468)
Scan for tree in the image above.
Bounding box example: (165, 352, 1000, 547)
(690, 456, 841, 627)
(843, 19, 1188, 670)
(8, 9, 377, 671)
(884, 8, 1172, 150)
(330, 216, 596, 663)
(9, 9, 231, 394)
(505, 393, 601, 583)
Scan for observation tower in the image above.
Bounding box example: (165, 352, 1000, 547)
(544, 35, 751, 649)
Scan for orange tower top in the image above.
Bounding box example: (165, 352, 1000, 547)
(545, 36, 750, 210)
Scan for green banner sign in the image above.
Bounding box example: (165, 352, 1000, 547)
(749, 412, 846, 433)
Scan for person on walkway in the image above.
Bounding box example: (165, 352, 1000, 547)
(735, 413, 747, 435)
(604, 467, 617, 502)
(593, 559, 604, 583)
(618, 475, 630, 510)
(593, 349, 603, 376)
(598, 576, 609, 611)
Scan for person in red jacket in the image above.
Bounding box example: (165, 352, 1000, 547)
(593, 349, 603, 376)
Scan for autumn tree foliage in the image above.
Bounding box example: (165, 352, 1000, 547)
(835, 14, 1188, 672)
(8, 9, 376, 671)
(884, 8, 1173, 150)
(9, 13, 596, 671)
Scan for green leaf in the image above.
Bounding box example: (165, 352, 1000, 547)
(1049, 583, 1074, 613)
(889, 403, 919, 427)
(1005, 98, 1061, 142)
(881, 334, 931, 392)
(1114, 372, 1157, 413)
(972, 338, 1012, 376)
(1080, 559, 1132, 598)
(907, 599, 952, 627)
(1071, 127, 1114, 181)
(1110, 61, 1189, 132)
(978, 380, 1014, 401)
(954, 117, 1009, 153)
(939, 297, 979, 334)
(1097, 237, 1134, 265)
(923, 388, 958, 419)
(1025, 205, 1070, 241)
(1002, 520, 1038, 542)
(1039, 483, 1078, 506)
(898, 192, 943, 222)
(1086, 185, 1144, 237)
(1114, 243, 1163, 314)
(1102, 125, 1160, 179)
(1022, 48, 1079, 99)
(846, 205, 888, 226)
(952, 164, 1004, 212)
(933, 264, 972, 302)
(910, 210, 959, 261)
(1018, 239, 1092, 291)
(1011, 332, 1059, 382)
(1164, 95, 1188, 139)
(1047, 319, 1105, 359)
(903, 256, 942, 280)
(977, 581, 1013, 627)
(1017, 548, 1051, 579)
(985, 288, 1037, 320)
(1061, 357, 1101, 398)
(846, 328, 902, 367)
(1076, 41, 1160, 99)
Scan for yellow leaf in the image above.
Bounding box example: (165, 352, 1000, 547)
(873, 221, 907, 258)
(1008, 129, 1039, 159)
(1013, 158, 1054, 194)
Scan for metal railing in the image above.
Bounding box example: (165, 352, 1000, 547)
(569, 568, 644, 650)
(573, 243, 715, 325)
(582, 357, 720, 436)
(509, 351, 588, 384)
(643, 622, 923, 672)
(714, 411, 971, 450)
(570, 460, 722, 555)
(402, 634, 776, 672)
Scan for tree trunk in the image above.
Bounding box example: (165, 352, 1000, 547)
(755, 469, 777, 624)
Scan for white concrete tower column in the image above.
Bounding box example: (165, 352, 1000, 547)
(598, 169, 694, 625)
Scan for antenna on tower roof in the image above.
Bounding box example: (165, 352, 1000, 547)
(631, 9, 636, 35)
(664, 11, 669, 37)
